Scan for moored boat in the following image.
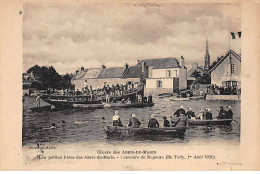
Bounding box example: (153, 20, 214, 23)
(189, 119, 233, 126)
(30, 105, 52, 112)
(105, 126, 188, 138)
(72, 102, 154, 109)
(40, 83, 147, 109)
(170, 97, 190, 101)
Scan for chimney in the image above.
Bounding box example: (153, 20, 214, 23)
(137, 60, 141, 65)
(101, 65, 106, 69)
(142, 61, 146, 73)
(81, 67, 84, 71)
(125, 63, 129, 70)
(148, 66, 153, 78)
(192, 62, 198, 69)
(180, 56, 185, 68)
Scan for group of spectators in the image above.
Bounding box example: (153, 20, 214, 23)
(207, 84, 240, 95)
(53, 82, 141, 97)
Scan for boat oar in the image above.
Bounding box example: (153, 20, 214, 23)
(232, 119, 239, 124)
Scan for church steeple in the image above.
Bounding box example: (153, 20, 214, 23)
(204, 38, 210, 71)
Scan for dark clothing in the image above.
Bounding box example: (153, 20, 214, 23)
(148, 118, 159, 128)
(174, 108, 186, 117)
(225, 110, 233, 119)
(113, 119, 123, 127)
(205, 112, 213, 120)
(148, 95, 153, 103)
(163, 119, 170, 127)
(128, 117, 141, 128)
(173, 115, 188, 127)
(186, 110, 195, 119)
(217, 109, 226, 119)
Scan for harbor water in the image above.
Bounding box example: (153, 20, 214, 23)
(22, 96, 240, 147)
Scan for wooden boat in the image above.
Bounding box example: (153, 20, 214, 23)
(170, 97, 190, 101)
(189, 96, 203, 100)
(30, 105, 52, 112)
(72, 102, 154, 109)
(40, 83, 145, 109)
(105, 126, 188, 138)
(156, 93, 173, 98)
(189, 119, 233, 126)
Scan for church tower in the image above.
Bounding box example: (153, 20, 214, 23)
(204, 39, 210, 71)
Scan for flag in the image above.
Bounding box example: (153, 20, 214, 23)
(230, 32, 242, 39)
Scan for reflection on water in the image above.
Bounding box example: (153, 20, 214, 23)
(23, 96, 240, 146)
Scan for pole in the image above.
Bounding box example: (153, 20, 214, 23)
(228, 32, 230, 51)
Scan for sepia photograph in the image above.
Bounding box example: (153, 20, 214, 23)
(1, 0, 259, 171)
(21, 2, 242, 163)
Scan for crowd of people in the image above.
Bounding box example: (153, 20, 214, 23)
(111, 105, 234, 128)
(51, 82, 142, 97)
(207, 84, 240, 95)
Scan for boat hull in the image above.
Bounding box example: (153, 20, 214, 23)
(105, 126, 188, 138)
(30, 105, 52, 112)
(189, 119, 233, 126)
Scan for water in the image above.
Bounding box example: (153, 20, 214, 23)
(22, 96, 240, 147)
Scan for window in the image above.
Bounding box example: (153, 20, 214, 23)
(174, 70, 178, 77)
(232, 81, 237, 87)
(166, 70, 171, 77)
(156, 80, 162, 88)
(226, 81, 231, 87)
(231, 64, 235, 74)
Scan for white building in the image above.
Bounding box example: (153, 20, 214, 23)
(136, 57, 187, 93)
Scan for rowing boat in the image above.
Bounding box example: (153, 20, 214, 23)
(189, 119, 233, 126)
(30, 105, 52, 112)
(169, 97, 190, 101)
(105, 126, 188, 138)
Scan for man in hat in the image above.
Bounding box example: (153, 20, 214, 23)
(205, 108, 213, 120)
(173, 105, 186, 117)
(186, 107, 196, 120)
(128, 113, 141, 128)
(172, 112, 188, 127)
(217, 106, 226, 119)
(225, 106, 233, 119)
(163, 116, 170, 127)
(148, 114, 159, 128)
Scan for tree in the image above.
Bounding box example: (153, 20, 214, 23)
(26, 65, 73, 90)
(190, 70, 211, 84)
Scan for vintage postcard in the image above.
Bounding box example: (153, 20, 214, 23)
(0, 0, 260, 171)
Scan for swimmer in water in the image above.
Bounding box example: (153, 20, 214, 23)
(50, 123, 56, 129)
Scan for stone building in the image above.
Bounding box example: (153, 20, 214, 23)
(209, 50, 241, 88)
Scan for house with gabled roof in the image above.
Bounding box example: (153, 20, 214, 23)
(136, 56, 187, 93)
(71, 64, 146, 90)
(209, 50, 241, 88)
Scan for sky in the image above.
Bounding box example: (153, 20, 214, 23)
(23, 3, 241, 74)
